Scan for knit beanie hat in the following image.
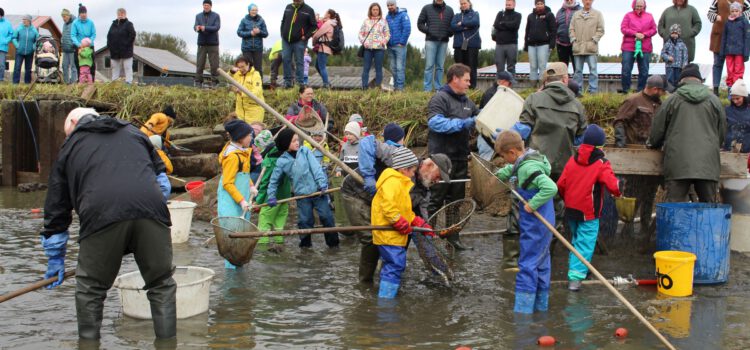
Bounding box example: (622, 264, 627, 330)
(391, 147, 419, 170)
(669, 23, 681, 36)
(344, 121, 362, 138)
(582, 124, 606, 147)
(224, 119, 253, 142)
(61, 9, 70, 17)
(248, 3, 258, 11)
(731, 2, 742, 11)
(732, 79, 749, 97)
(349, 114, 364, 124)
(383, 123, 405, 143)
(254, 129, 274, 149)
(22, 14, 32, 21)
(0, 8, 4, 17)
(78, 3, 87, 14)
(679, 63, 702, 82)
(163, 105, 177, 120)
(275, 128, 296, 151)
(203, 0, 213, 5)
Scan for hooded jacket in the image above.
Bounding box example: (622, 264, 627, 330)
(451, 7, 481, 49)
(658, 1, 702, 62)
(237, 14, 268, 52)
(61, 15, 76, 53)
(140, 112, 173, 144)
(620, 0, 657, 53)
(661, 36, 689, 68)
(494, 150, 558, 210)
(268, 146, 328, 198)
(720, 15, 750, 59)
(12, 23, 38, 56)
(387, 7, 411, 47)
(358, 135, 401, 191)
(255, 146, 293, 204)
(525, 6, 556, 49)
(556, 1, 581, 46)
(280, 1, 317, 44)
(417, 1, 454, 42)
(557, 144, 621, 221)
(218, 142, 253, 204)
(232, 67, 265, 123)
(371, 168, 416, 247)
(493, 8, 522, 45)
(71, 17, 96, 47)
(519, 82, 588, 175)
(614, 91, 662, 146)
(569, 6, 605, 55)
(0, 17, 14, 53)
(724, 98, 750, 152)
(43, 116, 170, 240)
(427, 85, 480, 161)
(648, 81, 727, 181)
(107, 18, 136, 59)
(312, 19, 337, 55)
(194, 10, 221, 46)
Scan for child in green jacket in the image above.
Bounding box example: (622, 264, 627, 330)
(253, 130, 292, 252)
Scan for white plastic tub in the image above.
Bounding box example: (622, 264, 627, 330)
(113, 266, 215, 319)
(167, 200, 197, 244)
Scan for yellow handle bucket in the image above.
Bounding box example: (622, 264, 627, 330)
(653, 251, 697, 297)
(615, 196, 636, 222)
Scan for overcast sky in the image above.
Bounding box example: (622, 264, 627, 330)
(11, 0, 718, 64)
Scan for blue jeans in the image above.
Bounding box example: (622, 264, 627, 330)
(282, 39, 306, 87)
(424, 40, 448, 92)
(528, 44, 550, 82)
(388, 45, 407, 90)
(621, 51, 651, 92)
(13, 53, 34, 84)
(297, 196, 339, 248)
(0, 51, 6, 82)
(315, 52, 330, 86)
(713, 52, 725, 88)
(62, 52, 78, 84)
(573, 55, 599, 93)
(567, 219, 600, 281)
(362, 48, 385, 89)
(666, 67, 681, 88)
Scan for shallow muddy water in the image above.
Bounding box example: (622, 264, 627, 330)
(1, 188, 749, 349)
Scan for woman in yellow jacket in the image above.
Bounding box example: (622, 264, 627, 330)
(371, 148, 433, 299)
(218, 119, 258, 269)
(231, 56, 265, 124)
(141, 106, 177, 147)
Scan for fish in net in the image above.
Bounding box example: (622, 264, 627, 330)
(210, 216, 259, 266)
(428, 198, 477, 238)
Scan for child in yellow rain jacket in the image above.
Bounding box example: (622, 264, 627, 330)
(231, 56, 265, 124)
(372, 147, 433, 299)
(218, 119, 258, 268)
(149, 135, 173, 175)
(141, 106, 177, 148)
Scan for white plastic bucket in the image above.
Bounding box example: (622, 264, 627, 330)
(113, 266, 215, 319)
(167, 200, 197, 244)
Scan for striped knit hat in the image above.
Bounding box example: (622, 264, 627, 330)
(391, 147, 418, 170)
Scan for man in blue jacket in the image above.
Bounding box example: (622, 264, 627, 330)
(12, 15, 38, 84)
(195, 0, 221, 87)
(0, 8, 13, 82)
(386, 0, 411, 91)
(60, 9, 77, 84)
(71, 4, 96, 80)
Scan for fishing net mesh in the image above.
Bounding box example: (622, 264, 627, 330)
(211, 216, 259, 266)
(428, 199, 477, 237)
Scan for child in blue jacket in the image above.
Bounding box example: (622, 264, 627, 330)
(267, 129, 339, 248)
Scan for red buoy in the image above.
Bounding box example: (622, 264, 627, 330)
(615, 327, 628, 338)
(31, 208, 42, 214)
(537, 336, 556, 347)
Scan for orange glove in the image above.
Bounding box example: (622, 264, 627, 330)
(393, 216, 412, 235)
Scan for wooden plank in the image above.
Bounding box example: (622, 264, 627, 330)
(604, 147, 748, 179)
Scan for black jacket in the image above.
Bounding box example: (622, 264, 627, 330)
(417, 1, 454, 42)
(106, 18, 136, 59)
(492, 9, 522, 45)
(43, 116, 171, 241)
(525, 7, 556, 49)
(280, 2, 317, 43)
(428, 85, 480, 161)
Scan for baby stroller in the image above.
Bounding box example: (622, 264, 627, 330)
(34, 34, 63, 84)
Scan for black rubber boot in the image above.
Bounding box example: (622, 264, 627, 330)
(149, 278, 177, 339)
(714, 86, 720, 96)
(502, 234, 520, 270)
(358, 241, 380, 283)
(447, 233, 472, 251)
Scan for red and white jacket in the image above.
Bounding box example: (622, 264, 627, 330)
(557, 144, 621, 221)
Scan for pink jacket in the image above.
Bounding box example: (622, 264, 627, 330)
(312, 19, 337, 55)
(620, 0, 657, 53)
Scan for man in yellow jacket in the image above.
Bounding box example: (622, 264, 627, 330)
(231, 56, 265, 124)
(372, 147, 433, 299)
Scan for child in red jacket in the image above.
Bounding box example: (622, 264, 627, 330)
(557, 124, 621, 291)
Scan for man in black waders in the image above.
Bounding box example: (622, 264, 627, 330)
(341, 122, 452, 282)
(426, 63, 480, 250)
(41, 108, 176, 341)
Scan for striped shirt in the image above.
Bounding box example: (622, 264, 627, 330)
(707, 0, 750, 22)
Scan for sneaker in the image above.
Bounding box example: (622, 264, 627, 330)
(568, 280, 582, 291)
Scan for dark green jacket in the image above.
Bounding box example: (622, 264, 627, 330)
(519, 81, 588, 175)
(255, 146, 292, 203)
(648, 81, 726, 181)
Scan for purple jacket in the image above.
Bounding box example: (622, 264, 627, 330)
(620, 0, 657, 53)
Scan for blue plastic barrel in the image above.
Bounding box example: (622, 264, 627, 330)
(656, 203, 732, 284)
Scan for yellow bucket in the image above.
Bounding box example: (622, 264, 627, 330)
(653, 251, 697, 297)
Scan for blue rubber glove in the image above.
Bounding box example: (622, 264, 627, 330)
(267, 197, 278, 207)
(364, 176, 377, 195)
(41, 231, 69, 289)
(462, 117, 476, 130)
(491, 128, 503, 140)
(156, 172, 171, 201)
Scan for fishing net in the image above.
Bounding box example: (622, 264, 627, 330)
(294, 106, 324, 134)
(210, 216, 259, 266)
(427, 198, 477, 238)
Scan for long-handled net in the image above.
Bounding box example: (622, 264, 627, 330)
(211, 216, 259, 266)
(428, 198, 477, 238)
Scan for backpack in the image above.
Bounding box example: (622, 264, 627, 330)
(329, 26, 345, 54)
